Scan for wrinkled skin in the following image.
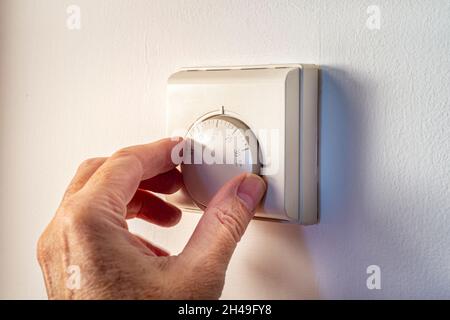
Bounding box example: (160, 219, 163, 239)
(37, 138, 266, 299)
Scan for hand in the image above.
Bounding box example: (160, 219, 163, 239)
(37, 138, 266, 299)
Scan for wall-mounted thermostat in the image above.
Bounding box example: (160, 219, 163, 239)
(166, 64, 319, 224)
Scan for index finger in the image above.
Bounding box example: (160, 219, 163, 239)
(83, 137, 184, 205)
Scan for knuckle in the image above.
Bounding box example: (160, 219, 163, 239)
(62, 193, 126, 229)
(91, 165, 116, 183)
(64, 186, 126, 221)
(57, 199, 96, 231)
(36, 231, 50, 264)
(113, 148, 138, 163)
(78, 157, 104, 170)
(210, 200, 249, 244)
(60, 208, 91, 231)
(110, 148, 143, 174)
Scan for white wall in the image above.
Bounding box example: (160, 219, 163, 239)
(1, 0, 449, 299)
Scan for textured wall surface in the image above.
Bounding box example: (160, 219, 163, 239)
(1, 0, 449, 299)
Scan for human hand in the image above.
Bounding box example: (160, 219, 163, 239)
(37, 138, 266, 299)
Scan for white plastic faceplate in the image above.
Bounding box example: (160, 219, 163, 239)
(166, 64, 319, 224)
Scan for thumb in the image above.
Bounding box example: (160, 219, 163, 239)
(181, 173, 266, 267)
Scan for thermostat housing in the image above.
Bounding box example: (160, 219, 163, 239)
(166, 64, 319, 224)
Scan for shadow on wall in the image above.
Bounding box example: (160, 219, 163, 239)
(249, 220, 320, 299)
(244, 66, 370, 299)
(310, 66, 374, 298)
(319, 66, 368, 225)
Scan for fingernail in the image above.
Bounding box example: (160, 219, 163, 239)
(237, 174, 267, 211)
(170, 136, 184, 143)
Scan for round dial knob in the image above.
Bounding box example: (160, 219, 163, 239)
(181, 115, 260, 209)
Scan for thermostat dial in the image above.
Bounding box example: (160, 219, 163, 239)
(181, 115, 260, 209)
